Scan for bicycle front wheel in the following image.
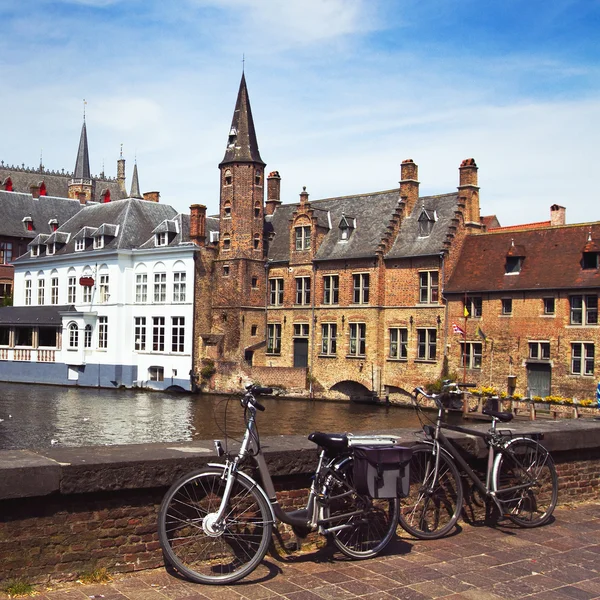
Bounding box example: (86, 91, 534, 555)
(493, 438, 558, 527)
(324, 456, 398, 559)
(158, 467, 273, 585)
(398, 444, 463, 540)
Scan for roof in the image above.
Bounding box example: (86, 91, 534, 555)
(0, 166, 127, 203)
(0, 190, 83, 239)
(445, 223, 600, 293)
(73, 121, 91, 180)
(129, 163, 143, 199)
(0, 305, 75, 326)
(491, 221, 551, 232)
(265, 189, 459, 263)
(14, 198, 184, 261)
(220, 73, 265, 167)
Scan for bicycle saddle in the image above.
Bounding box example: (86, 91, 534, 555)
(308, 431, 349, 450)
(482, 408, 514, 422)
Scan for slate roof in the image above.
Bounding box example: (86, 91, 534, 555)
(130, 163, 143, 199)
(14, 198, 181, 261)
(0, 305, 76, 326)
(0, 167, 127, 203)
(445, 223, 600, 293)
(220, 73, 265, 167)
(0, 190, 83, 239)
(73, 121, 91, 180)
(266, 190, 459, 263)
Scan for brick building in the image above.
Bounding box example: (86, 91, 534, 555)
(191, 75, 484, 398)
(445, 208, 600, 400)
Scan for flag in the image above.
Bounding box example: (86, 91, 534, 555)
(452, 323, 465, 335)
(463, 305, 470, 318)
(476, 325, 488, 341)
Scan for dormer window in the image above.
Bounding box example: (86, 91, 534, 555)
(224, 201, 231, 218)
(295, 226, 311, 251)
(23, 216, 33, 232)
(418, 209, 436, 237)
(227, 129, 237, 148)
(581, 233, 600, 269)
(39, 182, 47, 197)
(48, 219, 58, 232)
(338, 215, 355, 242)
(156, 232, 168, 246)
(94, 236, 105, 249)
(505, 241, 525, 274)
(47, 243, 55, 256)
(224, 169, 232, 186)
(75, 239, 85, 252)
(30, 245, 39, 257)
(4, 177, 13, 192)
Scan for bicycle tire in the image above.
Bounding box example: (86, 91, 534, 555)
(398, 444, 463, 539)
(493, 438, 558, 527)
(158, 467, 273, 585)
(324, 455, 398, 559)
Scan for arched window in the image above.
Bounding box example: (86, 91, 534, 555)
(254, 201, 261, 218)
(68, 322, 79, 348)
(223, 201, 231, 218)
(224, 169, 232, 186)
(222, 235, 231, 251)
(135, 263, 148, 303)
(153, 262, 167, 303)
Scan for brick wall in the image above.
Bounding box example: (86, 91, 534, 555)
(0, 445, 599, 584)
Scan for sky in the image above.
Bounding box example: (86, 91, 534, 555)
(1, 0, 599, 225)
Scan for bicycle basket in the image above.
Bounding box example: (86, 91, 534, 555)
(440, 391, 464, 410)
(353, 446, 412, 499)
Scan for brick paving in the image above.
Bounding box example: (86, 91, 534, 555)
(4, 502, 600, 600)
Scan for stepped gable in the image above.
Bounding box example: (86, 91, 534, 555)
(445, 223, 600, 293)
(385, 192, 459, 259)
(266, 190, 400, 263)
(0, 164, 126, 203)
(0, 190, 83, 239)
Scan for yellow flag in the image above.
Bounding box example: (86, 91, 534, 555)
(464, 305, 469, 318)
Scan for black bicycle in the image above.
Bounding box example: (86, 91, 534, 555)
(398, 382, 558, 539)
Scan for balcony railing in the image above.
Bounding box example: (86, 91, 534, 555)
(0, 348, 56, 362)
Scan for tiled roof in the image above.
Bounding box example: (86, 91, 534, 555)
(445, 223, 600, 293)
(266, 189, 459, 263)
(73, 121, 91, 180)
(0, 190, 83, 239)
(491, 221, 551, 232)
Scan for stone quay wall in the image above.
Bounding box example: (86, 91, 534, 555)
(1, 419, 599, 584)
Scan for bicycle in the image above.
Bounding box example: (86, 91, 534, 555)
(398, 382, 558, 540)
(158, 385, 409, 585)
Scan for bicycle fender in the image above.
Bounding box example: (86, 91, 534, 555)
(206, 462, 276, 523)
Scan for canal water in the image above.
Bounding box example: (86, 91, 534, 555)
(0, 382, 422, 450)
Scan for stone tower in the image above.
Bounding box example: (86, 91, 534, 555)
(68, 120, 93, 204)
(212, 73, 268, 365)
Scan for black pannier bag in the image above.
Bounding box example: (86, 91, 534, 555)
(353, 446, 412, 499)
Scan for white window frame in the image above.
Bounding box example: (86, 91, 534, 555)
(99, 274, 110, 303)
(93, 236, 104, 249)
(152, 316, 165, 351)
(171, 317, 185, 353)
(529, 341, 550, 360)
(349, 323, 366, 357)
(83, 282, 92, 304)
(154, 272, 167, 303)
(134, 317, 146, 351)
(156, 232, 168, 247)
(571, 342, 594, 376)
(75, 239, 85, 252)
(149, 366, 164, 381)
(67, 276, 77, 304)
(51, 277, 59, 305)
(37, 278, 45, 305)
(98, 316, 108, 349)
(84, 324, 92, 348)
(25, 279, 32, 306)
(68, 323, 79, 348)
(135, 273, 148, 303)
(173, 272, 186, 303)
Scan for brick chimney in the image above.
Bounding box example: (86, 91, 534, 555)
(265, 171, 281, 215)
(458, 158, 481, 228)
(299, 186, 309, 206)
(30, 184, 40, 199)
(143, 191, 160, 203)
(550, 204, 566, 226)
(190, 204, 207, 246)
(399, 159, 419, 216)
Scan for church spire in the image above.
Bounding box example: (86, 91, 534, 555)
(129, 162, 143, 199)
(220, 73, 265, 167)
(73, 120, 91, 180)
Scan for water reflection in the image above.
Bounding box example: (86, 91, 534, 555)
(0, 382, 421, 450)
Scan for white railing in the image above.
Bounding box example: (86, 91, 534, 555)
(0, 348, 57, 362)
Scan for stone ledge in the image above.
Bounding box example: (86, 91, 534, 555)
(0, 419, 599, 500)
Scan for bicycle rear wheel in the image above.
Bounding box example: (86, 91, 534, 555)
(158, 467, 273, 585)
(324, 456, 398, 559)
(493, 438, 558, 527)
(398, 444, 463, 539)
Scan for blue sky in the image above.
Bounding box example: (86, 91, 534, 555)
(1, 0, 599, 225)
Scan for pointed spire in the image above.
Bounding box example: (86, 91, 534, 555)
(73, 120, 91, 180)
(130, 162, 143, 199)
(220, 73, 265, 167)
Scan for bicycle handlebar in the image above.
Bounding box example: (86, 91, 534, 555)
(243, 385, 273, 412)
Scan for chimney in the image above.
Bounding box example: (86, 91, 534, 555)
(190, 204, 207, 246)
(265, 171, 281, 215)
(30, 184, 40, 199)
(299, 186, 309, 206)
(550, 204, 566, 226)
(458, 158, 480, 227)
(117, 149, 126, 194)
(143, 191, 160, 203)
(399, 159, 419, 216)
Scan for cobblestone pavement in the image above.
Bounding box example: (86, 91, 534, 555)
(4, 502, 600, 600)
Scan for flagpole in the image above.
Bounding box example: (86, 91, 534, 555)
(463, 293, 468, 384)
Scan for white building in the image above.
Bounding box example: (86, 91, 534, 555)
(2, 198, 197, 391)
